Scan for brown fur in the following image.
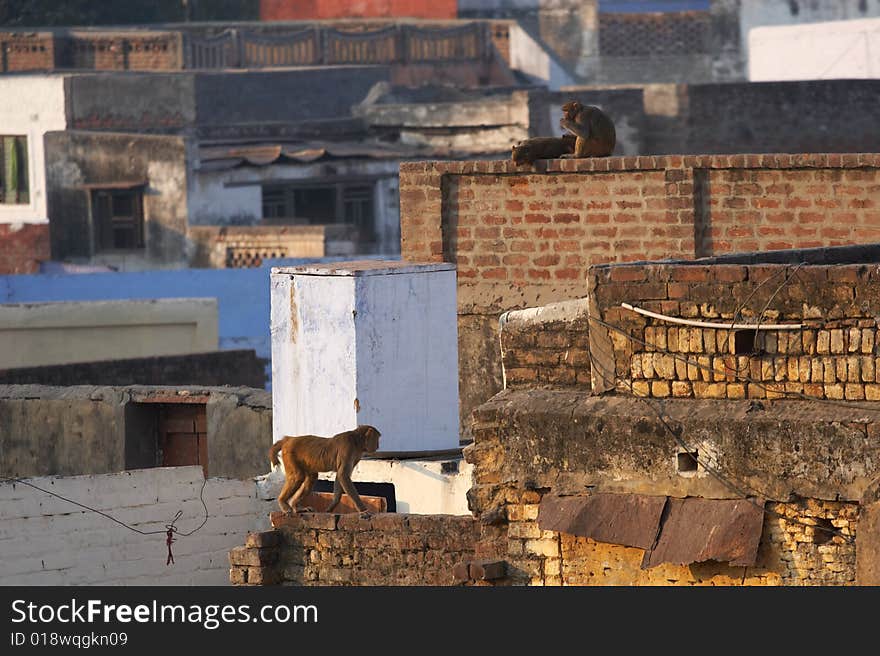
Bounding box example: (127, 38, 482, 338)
(511, 135, 576, 165)
(559, 101, 616, 157)
(269, 425, 381, 515)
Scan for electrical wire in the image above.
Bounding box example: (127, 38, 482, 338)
(0, 473, 209, 538)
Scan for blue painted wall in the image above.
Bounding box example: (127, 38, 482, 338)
(0, 267, 271, 384)
(599, 0, 709, 12)
(0, 256, 399, 389)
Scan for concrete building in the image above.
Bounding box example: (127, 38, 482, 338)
(0, 59, 529, 272)
(461, 0, 880, 85)
(0, 76, 64, 272)
(750, 17, 880, 81)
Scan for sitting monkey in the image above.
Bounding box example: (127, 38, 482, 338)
(559, 101, 616, 157)
(511, 135, 576, 166)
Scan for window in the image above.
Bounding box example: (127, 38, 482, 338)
(125, 402, 208, 478)
(0, 136, 29, 204)
(92, 188, 144, 251)
(261, 182, 375, 234)
(343, 185, 373, 229)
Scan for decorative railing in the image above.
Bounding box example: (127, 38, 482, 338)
(184, 23, 491, 69)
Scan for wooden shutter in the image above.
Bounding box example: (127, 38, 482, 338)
(93, 191, 113, 251)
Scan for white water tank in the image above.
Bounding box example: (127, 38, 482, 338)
(270, 260, 459, 453)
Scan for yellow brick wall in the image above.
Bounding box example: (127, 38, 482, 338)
(502, 497, 857, 586)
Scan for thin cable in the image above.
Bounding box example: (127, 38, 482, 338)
(593, 312, 880, 414)
(586, 344, 855, 544)
(719, 262, 807, 378)
(1, 473, 209, 537)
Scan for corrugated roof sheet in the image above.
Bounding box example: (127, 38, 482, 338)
(196, 140, 441, 171)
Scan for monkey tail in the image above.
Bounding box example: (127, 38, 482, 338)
(268, 438, 285, 470)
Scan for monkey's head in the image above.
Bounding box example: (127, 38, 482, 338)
(561, 101, 583, 119)
(357, 425, 381, 453)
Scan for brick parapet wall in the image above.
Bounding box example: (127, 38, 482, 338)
(0, 31, 182, 72)
(229, 512, 480, 586)
(399, 153, 880, 432)
(588, 262, 880, 400)
(0, 33, 56, 71)
(499, 299, 591, 390)
(188, 225, 326, 268)
(401, 153, 880, 312)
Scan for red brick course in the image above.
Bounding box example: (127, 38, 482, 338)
(401, 154, 880, 311)
(260, 0, 457, 21)
(0, 223, 50, 274)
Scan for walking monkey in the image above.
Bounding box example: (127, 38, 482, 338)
(269, 425, 381, 516)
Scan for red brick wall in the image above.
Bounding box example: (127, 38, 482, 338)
(500, 300, 591, 390)
(260, 0, 457, 21)
(0, 224, 50, 274)
(399, 153, 880, 434)
(697, 165, 880, 254)
(62, 34, 182, 70)
(1, 33, 55, 71)
(401, 154, 880, 313)
(123, 35, 182, 70)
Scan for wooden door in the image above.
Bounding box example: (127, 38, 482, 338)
(159, 404, 208, 478)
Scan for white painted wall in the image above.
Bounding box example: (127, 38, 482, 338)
(189, 159, 400, 231)
(509, 22, 575, 90)
(0, 467, 273, 586)
(739, 0, 880, 62)
(0, 75, 68, 225)
(749, 17, 880, 81)
(258, 456, 473, 515)
(271, 261, 459, 453)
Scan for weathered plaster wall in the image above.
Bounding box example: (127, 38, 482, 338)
(0, 75, 68, 225)
(466, 388, 874, 586)
(0, 385, 272, 480)
(67, 73, 196, 132)
(0, 466, 273, 585)
(750, 17, 880, 81)
(270, 261, 459, 452)
(0, 349, 266, 389)
(45, 130, 189, 269)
